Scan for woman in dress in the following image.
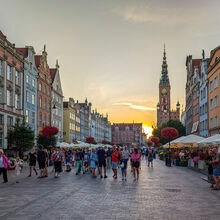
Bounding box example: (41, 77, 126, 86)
(131, 148, 141, 181)
(28, 148, 38, 177)
(90, 149, 98, 178)
(0, 149, 10, 183)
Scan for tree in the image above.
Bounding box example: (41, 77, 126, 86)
(152, 119, 186, 145)
(37, 134, 57, 149)
(7, 119, 35, 158)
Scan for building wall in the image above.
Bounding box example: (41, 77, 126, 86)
(0, 34, 24, 149)
(208, 47, 220, 135)
(199, 57, 209, 137)
(36, 50, 52, 134)
(21, 47, 38, 142)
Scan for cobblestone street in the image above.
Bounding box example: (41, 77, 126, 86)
(0, 159, 220, 220)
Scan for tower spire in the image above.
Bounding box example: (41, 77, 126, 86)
(160, 44, 170, 86)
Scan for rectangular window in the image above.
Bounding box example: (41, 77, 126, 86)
(0, 132, 3, 149)
(210, 81, 213, 92)
(215, 96, 218, 107)
(32, 79, 35, 88)
(26, 91, 30, 103)
(0, 87, 3, 104)
(215, 116, 218, 127)
(210, 99, 213, 110)
(7, 65, 12, 81)
(39, 83, 42, 91)
(210, 118, 213, 129)
(32, 94, 35, 105)
(39, 113, 42, 126)
(7, 116, 13, 126)
(25, 109, 29, 123)
(48, 117, 50, 126)
(26, 75, 29, 84)
(214, 77, 218, 89)
(44, 100, 46, 110)
(44, 115, 47, 126)
(0, 60, 2, 76)
(15, 94, 20, 109)
(15, 71, 20, 85)
(32, 112, 35, 124)
(0, 115, 3, 125)
(7, 90, 12, 106)
(48, 102, 51, 112)
(39, 97, 42, 108)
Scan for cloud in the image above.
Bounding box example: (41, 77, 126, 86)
(113, 1, 220, 26)
(113, 102, 156, 111)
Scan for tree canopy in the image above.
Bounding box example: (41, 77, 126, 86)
(7, 119, 35, 157)
(37, 134, 57, 149)
(152, 119, 186, 144)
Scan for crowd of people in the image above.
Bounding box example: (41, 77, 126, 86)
(0, 145, 156, 183)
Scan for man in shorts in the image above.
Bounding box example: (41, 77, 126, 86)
(97, 146, 107, 178)
(209, 148, 220, 190)
(112, 147, 119, 179)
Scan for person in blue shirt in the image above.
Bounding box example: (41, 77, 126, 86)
(90, 148, 98, 178)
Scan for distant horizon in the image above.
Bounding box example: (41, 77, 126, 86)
(1, 0, 220, 127)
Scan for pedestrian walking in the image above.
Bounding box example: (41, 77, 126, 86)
(121, 146, 129, 181)
(112, 147, 119, 179)
(28, 148, 38, 177)
(15, 157, 23, 177)
(208, 148, 220, 190)
(97, 146, 107, 178)
(52, 147, 63, 178)
(84, 152, 89, 172)
(106, 147, 112, 169)
(37, 145, 47, 178)
(90, 148, 98, 178)
(0, 149, 10, 183)
(148, 149, 154, 168)
(131, 148, 141, 181)
(65, 151, 71, 172)
(75, 149, 85, 175)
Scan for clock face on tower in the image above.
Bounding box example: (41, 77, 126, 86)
(161, 88, 167, 95)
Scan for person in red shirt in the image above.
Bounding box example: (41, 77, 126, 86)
(112, 147, 119, 179)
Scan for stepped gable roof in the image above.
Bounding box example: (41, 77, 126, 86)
(192, 59, 201, 73)
(50, 68, 56, 82)
(34, 55, 42, 68)
(0, 30, 6, 38)
(16, 48, 28, 58)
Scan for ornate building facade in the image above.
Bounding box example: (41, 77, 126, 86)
(157, 47, 180, 127)
(0, 31, 24, 149)
(35, 46, 52, 135)
(16, 46, 38, 141)
(50, 60, 63, 142)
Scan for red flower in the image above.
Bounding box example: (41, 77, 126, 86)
(151, 136, 160, 144)
(86, 136, 95, 144)
(110, 142, 114, 146)
(42, 126, 59, 137)
(161, 127, 179, 140)
(102, 140, 108, 144)
(147, 140, 153, 146)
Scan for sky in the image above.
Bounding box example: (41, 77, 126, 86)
(0, 0, 220, 127)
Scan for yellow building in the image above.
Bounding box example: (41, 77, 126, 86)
(63, 98, 76, 143)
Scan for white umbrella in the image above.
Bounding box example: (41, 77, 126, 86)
(198, 134, 220, 146)
(178, 134, 205, 145)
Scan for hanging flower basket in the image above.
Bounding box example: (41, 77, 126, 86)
(147, 140, 153, 146)
(42, 126, 59, 138)
(86, 136, 95, 144)
(161, 127, 179, 140)
(102, 140, 108, 145)
(151, 136, 160, 144)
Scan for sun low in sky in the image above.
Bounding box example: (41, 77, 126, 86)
(1, 0, 220, 127)
(143, 126, 153, 139)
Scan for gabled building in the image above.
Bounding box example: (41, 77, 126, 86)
(35, 45, 52, 134)
(50, 60, 63, 142)
(199, 50, 209, 137)
(0, 30, 24, 149)
(16, 46, 38, 140)
(185, 56, 201, 135)
(63, 98, 76, 143)
(207, 46, 220, 135)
